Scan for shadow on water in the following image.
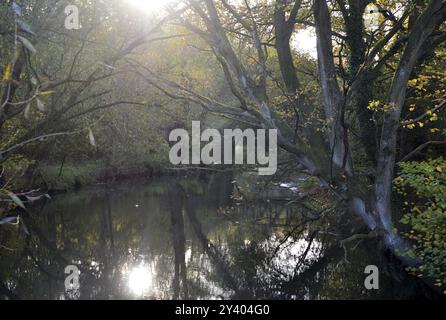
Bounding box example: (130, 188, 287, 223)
(0, 174, 441, 300)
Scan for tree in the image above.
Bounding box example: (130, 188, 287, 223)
(136, 0, 446, 263)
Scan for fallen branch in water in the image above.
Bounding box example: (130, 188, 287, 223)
(340, 231, 378, 263)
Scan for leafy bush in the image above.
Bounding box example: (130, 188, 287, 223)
(395, 158, 446, 290)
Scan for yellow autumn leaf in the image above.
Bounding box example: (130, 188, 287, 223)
(3, 63, 12, 81)
(436, 166, 443, 173)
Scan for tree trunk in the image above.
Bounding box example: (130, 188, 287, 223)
(341, 0, 377, 163)
(314, 0, 353, 176)
(374, 0, 446, 248)
(274, 0, 301, 95)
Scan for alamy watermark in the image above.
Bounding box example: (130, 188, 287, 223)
(169, 121, 278, 176)
(64, 5, 80, 30)
(64, 265, 80, 299)
(364, 265, 379, 290)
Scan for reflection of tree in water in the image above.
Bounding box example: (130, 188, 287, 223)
(0, 176, 440, 300)
(181, 191, 438, 300)
(167, 184, 188, 300)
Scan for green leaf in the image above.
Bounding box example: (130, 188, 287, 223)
(25, 195, 43, 202)
(17, 36, 36, 54)
(17, 20, 36, 36)
(38, 90, 56, 96)
(88, 128, 96, 147)
(0, 216, 19, 225)
(24, 103, 31, 119)
(21, 218, 30, 235)
(3, 190, 26, 209)
(36, 98, 45, 112)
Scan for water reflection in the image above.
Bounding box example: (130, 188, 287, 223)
(0, 175, 440, 300)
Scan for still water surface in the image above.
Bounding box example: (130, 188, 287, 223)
(0, 175, 438, 300)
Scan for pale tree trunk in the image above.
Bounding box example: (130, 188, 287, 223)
(314, 0, 353, 176)
(374, 0, 446, 250)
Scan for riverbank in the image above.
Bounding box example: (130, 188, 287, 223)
(15, 161, 170, 194)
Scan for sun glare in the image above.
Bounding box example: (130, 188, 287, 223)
(127, 0, 176, 14)
(128, 265, 153, 296)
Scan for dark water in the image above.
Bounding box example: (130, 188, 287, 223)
(0, 175, 439, 300)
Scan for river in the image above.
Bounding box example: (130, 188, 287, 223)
(0, 174, 439, 300)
